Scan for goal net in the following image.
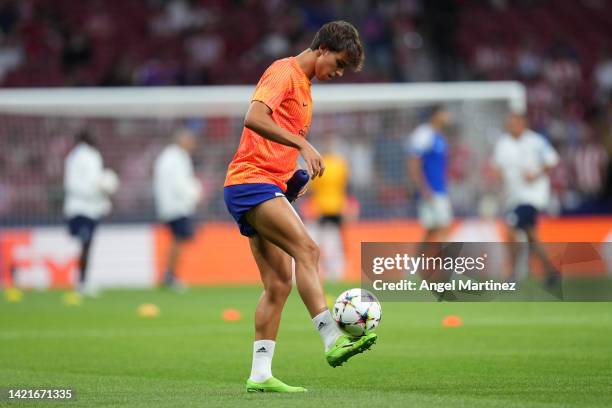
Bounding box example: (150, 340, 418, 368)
(0, 82, 525, 225)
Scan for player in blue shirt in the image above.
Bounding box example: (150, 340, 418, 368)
(407, 105, 453, 242)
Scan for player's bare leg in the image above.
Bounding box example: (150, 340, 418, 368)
(421, 228, 437, 243)
(246, 197, 327, 317)
(418, 228, 455, 301)
(78, 239, 93, 287)
(245, 233, 304, 392)
(250, 235, 293, 340)
(162, 237, 188, 292)
(245, 197, 322, 391)
(76, 238, 98, 297)
(505, 228, 522, 282)
(163, 238, 179, 283)
(246, 197, 376, 367)
(422, 225, 451, 243)
(525, 228, 561, 288)
(505, 227, 559, 292)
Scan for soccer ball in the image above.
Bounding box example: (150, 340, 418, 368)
(332, 288, 381, 337)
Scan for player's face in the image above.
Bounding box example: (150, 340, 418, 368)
(436, 110, 451, 127)
(179, 134, 197, 153)
(315, 49, 349, 81)
(506, 114, 526, 136)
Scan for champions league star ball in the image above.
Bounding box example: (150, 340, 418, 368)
(332, 288, 381, 337)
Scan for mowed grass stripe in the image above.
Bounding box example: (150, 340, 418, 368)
(1, 285, 610, 407)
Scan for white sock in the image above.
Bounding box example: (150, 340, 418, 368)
(249, 340, 275, 383)
(312, 309, 342, 351)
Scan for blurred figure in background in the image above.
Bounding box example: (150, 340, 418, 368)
(406, 104, 453, 242)
(64, 130, 119, 297)
(492, 113, 560, 285)
(405, 106, 454, 300)
(310, 134, 349, 282)
(153, 128, 202, 290)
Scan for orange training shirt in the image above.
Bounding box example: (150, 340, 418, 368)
(224, 57, 312, 191)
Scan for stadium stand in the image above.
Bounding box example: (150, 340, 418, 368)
(0, 0, 610, 225)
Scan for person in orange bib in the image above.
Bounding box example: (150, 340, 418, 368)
(223, 21, 377, 393)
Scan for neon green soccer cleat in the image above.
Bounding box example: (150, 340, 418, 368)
(325, 332, 377, 367)
(246, 377, 307, 393)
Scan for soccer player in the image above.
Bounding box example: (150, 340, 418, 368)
(406, 105, 454, 300)
(64, 130, 119, 297)
(153, 128, 202, 290)
(407, 105, 453, 242)
(224, 21, 375, 393)
(492, 113, 560, 285)
(310, 134, 350, 281)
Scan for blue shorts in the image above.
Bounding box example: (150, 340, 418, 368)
(224, 183, 285, 237)
(167, 216, 195, 240)
(507, 204, 538, 230)
(67, 216, 98, 243)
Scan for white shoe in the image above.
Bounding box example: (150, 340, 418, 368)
(77, 283, 101, 298)
(168, 280, 188, 294)
(162, 273, 188, 293)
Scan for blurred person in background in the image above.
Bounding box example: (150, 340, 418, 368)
(492, 113, 560, 286)
(405, 105, 455, 300)
(406, 104, 453, 242)
(64, 130, 119, 297)
(310, 133, 349, 282)
(153, 128, 202, 290)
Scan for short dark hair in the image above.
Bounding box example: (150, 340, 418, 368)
(428, 104, 447, 119)
(76, 130, 96, 147)
(310, 20, 364, 71)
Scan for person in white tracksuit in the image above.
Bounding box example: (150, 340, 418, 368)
(492, 113, 560, 286)
(64, 130, 119, 296)
(153, 129, 202, 288)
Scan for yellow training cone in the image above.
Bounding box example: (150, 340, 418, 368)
(4, 288, 23, 303)
(138, 303, 160, 318)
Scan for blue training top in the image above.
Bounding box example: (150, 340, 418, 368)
(405, 123, 448, 194)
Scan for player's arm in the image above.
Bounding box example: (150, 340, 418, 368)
(166, 153, 201, 204)
(489, 139, 505, 182)
(525, 137, 560, 182)
(524, 163, 555, 182)
(489, 164, 502, 180)
(489, 159, 502, 182)
(244, 101, 324, 179)
(405, 129, 433, 198)
(408, 156, 431, 199)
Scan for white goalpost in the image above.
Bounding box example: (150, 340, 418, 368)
(0, 82, 525, 225)
(0, 82, 525, 117)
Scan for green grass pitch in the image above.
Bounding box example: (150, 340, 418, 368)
(1, 285, 611, 407)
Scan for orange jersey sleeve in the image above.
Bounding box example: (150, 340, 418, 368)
(224, 57, 312, 191)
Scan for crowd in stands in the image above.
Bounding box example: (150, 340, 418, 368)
(0, 0, 610, 223)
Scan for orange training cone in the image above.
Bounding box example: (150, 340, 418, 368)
(222, 308, 242, 322)
(442, 315, 463, 327)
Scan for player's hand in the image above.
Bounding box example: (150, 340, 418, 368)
(296, 184, 309, 199)
(299, 142, 325, 179)
(421, 187, 433, 200)
(100, 169, 120, 195)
